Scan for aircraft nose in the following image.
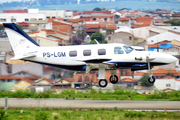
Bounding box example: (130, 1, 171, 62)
(168, 55, 178, 63)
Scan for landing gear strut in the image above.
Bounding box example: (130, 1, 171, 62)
(147, 62, 156, 83)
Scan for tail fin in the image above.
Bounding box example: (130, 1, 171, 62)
(3, 23, 39, 56)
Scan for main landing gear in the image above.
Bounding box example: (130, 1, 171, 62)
(98, 67, 119, 87)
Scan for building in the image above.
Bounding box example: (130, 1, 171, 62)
(132, 17, 154, 28)
(39, 10, 73, 19)
(171, 13, 180, 21)
(107, 31, 135, 46)
(154, 76, 180, 90)
(29, 18, 48, 31)
(0, 12, 45, 24)
(147, 31, 180, 44)
(118, 17, 131, 25)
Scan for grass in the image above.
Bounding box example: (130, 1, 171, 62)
(0, 88, 180, 101)
(2, 108, 180, 120)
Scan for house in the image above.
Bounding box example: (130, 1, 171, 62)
(52, 78, 72, 89)
(107, 31, 135, 46)
(118, 17, 130, 25)
(135, 69, 180, 80)
(90, 14, 115, 23)
(0, 81, 15, 91)
(10, 79, 35, 90)
(0, 70, 53, 83)
(84, 23, 100, 36)
(130, 11, 150, 18)
(0, 11, 45, 24)
(39, 10, 73, 19)
(113, 78, 137, 89)
(29, 18, 49, 32)
(154, 76, 180, 90)
(132, 17, 154, 28)
(34, 77, 54, 85)
(30, 29, 70, 46)
(171, 12, 180, 21)
(52, 19, 73, 33)
(107, 24, 117, 34)
(147, 31, 180, 44)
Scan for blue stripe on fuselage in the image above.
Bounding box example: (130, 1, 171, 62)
(3, 23, 40, 46)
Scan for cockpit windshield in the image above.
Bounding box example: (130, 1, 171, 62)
(123, 45, 134, 54)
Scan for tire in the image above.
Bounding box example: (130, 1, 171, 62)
(109, 75, 118, 84)
(99, 79, 108, 87)
(148, 76, 155, 83)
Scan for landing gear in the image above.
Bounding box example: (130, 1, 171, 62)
(109, 75, 118, 84)
(99, 79, 108, 87)
(147, 61, 156, 83)
(148, 76, 155, 83)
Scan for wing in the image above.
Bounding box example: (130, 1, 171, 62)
(76, 57, 112, 63)
(11, 54, 36, 60)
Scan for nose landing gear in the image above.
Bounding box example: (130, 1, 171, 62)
(148, 62, 156, 83)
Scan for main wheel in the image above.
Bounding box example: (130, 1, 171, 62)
(109, 75, 118, 84)
(148, 76, 155, 83)
(99, 79, 108, 88)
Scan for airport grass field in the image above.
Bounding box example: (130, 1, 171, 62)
(0, 88, 180, 101)
(0, 107, 180, 120)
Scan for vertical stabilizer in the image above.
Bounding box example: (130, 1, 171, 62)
(3, 23, 39, 56)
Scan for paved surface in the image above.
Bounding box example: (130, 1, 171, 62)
(0, 98, 180, 110)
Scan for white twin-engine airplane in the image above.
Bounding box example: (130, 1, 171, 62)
(3, 23, 178, 87)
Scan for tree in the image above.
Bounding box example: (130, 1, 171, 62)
(93, 7, 102, 11)
(17, 24, 23, 30)
(160, 72, 175, 78)
(140, 74, 154, 87)
(107, 29, 113, 35)
(72, 36, 83, 45)
(164, 20, 180, 26)
(86, 39, 99, 44)
(90, 32, 105, 43)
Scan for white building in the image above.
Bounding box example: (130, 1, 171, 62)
(39, 10, 73, 19)
(154, 76, 180, 90)
(0, 13, 46, 23)
(147, 31, 180, 44)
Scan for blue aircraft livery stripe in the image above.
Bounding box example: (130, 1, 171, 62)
(3, 23, 40, 46)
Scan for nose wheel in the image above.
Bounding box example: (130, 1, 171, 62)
(99, 79, 108, 87)
(109, 75, 118, 84)
(148, 76, 155, 83)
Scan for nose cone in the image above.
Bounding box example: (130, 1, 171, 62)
(155, 52, 178, 64)
(167, 55, 178, 63)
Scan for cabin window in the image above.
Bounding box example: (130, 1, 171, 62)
(83, 50, 91, 56)
(98, 49, 106, 55)
(69, 51, 77, 57)
(92, 18, 96, 21)
(114, 47, 124, 54)
(123, 45, 133, 54)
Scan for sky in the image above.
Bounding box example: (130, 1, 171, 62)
(0, 0, 32, 3)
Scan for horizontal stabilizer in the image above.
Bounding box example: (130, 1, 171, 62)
(11, 54, 36, 60)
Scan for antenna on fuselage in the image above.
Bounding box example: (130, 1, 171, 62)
(94, 39, 99, 44)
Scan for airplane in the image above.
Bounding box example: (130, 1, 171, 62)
(3, 23, 178, 87)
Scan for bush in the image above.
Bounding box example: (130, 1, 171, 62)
(0, 107, 8, 120)
(35, 111, 49, 120)
(124, 110, 146, 118)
